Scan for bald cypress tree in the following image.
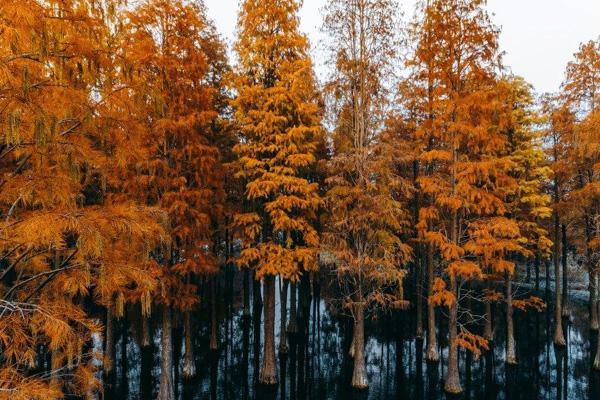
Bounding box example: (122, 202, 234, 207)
(231, 0, 322, 385)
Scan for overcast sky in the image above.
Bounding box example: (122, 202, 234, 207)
(203, 0, 600, 95)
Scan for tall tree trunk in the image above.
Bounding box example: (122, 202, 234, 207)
(505, 274, 516, 364)
(351, 302, 368, 389)
(157, 306, 175, 400)
(210, 278, 219, 351)
(594, 302, 600, 370)
(183, 311, 196, 379)
(591, 269, 599, 331)
(444, 274, 462, 394)
(279, 278, 289, 354)
(425, 243, 439, 362)
(554, 215, 566, 346)
(444, 105, 462, 394)
(416, 252, 424, 340)
(561, 224, 569, 317)
(586, 213, 599, 331)
(535, 250, 541, 294)
(349, 318, 357, 358)
(288, 283, 298, 333)
(484, 301, 493, 343)
(259, 275, 278, 384)
(243, 268, 250, 319)
(120, 314, 129, 393)
(253, 270, 262, 308)
(141, 310, 151, 348)
(103, 306, 116, 380)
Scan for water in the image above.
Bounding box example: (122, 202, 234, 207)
(107, 275, 600, 400)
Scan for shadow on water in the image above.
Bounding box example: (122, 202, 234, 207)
(110, 275, 600, 400)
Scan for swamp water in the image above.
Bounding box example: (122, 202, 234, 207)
(104, 274, 600, 400)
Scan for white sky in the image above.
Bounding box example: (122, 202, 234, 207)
(203, 0, 600, 95)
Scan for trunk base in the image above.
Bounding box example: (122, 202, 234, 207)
(554, 326, 566, 347)
(444, 381, 463, 395)
(351, 360, 369, 390)
(426, 346, 439, 363)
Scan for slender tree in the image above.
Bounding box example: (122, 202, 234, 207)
(322, 0, 412, 389)
(231, 0, 322, 385)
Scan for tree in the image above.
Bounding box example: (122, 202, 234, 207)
(560, 39, 600, 337)
(115, 1, 229, 397)
(495, 77, 552, 361)
(407, 0, 522, 393)
(322, 0, 412, 389)
(231, 0, 322, 385)
(0, 1, 166, 398)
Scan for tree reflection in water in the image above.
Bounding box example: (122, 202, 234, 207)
(108, 277, 600, 400)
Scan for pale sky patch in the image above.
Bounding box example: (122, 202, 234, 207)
(203, 0, 600, 95)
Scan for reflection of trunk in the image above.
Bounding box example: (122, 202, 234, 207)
(505, 274, 516, 364)
(243, 268, 250, 318)
(157, 306, 174, 400)
(183, 311, 196, 378)
(561, 225, 569, 317)
(287, 283, 298, 333)
(279, 278, 289, 354)
(425, 243, 439, 362)
(351, 302, 368, 389)
(259, 275, 278, 384)
(553, 215, 566, 346)
(210, 279, 218, 351)
(103, 307, 116, 379)
(484, 301, 493, 342)
(444, 274, 462, 394)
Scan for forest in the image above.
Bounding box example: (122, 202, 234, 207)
(1, 0, 600, 399)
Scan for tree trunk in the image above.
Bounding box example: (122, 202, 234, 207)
(103, 306, 116, 379)
(253, 270, 262, 308)
(416, 252, 424, 340)
(157, 306, 175, 400)
(243, 268, 250, 318)
(484, 301, 493, 343)
(183, 311, 196, 379)
(351, 303, 368, 389)
(444, 275, 462, 394)
(120, 314, 129, 388)
(545, 258, 550, 295)
(594, 302, 600, 370)
(141, 310, 151, 348)
(279, 278, 289, 354)
(349, 318, 357, 358)
(210, 278, 219, 351)
(288, 283, 298, 334)
(425, 243, 439, 362)
(591, 270, 599, 331)
(259, 275, 278, 384)
(505, 274, 516, 364)
(554, 215, 566, 346)
(535, 250, 541, 294)
(561, 224, 569, 317)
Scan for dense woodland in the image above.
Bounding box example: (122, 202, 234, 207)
(1, 0, 600, 399)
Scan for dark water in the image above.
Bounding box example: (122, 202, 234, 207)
(107, 275, 600, 400)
